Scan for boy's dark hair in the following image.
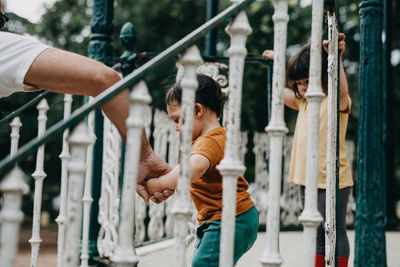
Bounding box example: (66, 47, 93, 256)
(287, 42, 328, 98)
(165, 74, 223, 115)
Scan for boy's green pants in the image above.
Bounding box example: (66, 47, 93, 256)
(192, 206, 259, 267)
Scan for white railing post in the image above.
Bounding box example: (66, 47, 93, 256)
(63, 122, 92, 267)
(111, 81, 152, 266)
(29, 98, 49, 267)
(298, 0, 325, 266)
(56, 94, 73, 267)
(80, 101, 96, 267)
(217, 10, 252, 267)
(171, 45, 202, 267)
(260, 0, 289, 266)
(0, 117, 28, 267)
(325, 8, 339, 267)
(0, 167, 29, 267)
(10, 117, 22, 155)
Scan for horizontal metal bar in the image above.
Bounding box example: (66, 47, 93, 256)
(0, 91, 51, 126)
(0, 0, 255, 175)
(142, 52, 273, 65)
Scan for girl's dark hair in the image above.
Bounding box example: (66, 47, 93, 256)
(287, 42, 328, 98)
(165, 74, 223, 115)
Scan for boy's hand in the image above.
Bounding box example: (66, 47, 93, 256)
(145, 178, 161, 196)
(137, 151, 172, 203)
(323, 33, 346, 57)
(262, 50, 274, 60)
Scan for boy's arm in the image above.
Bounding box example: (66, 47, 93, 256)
(146, 154, 210, 196)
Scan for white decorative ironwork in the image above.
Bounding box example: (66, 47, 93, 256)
(111, 81, 152, 266)
(239, 131, 248, 163)
(98, 114, 121, 258)
(261, 0, 289, 266)
(165, 121, 180, 238)
(325, 9, 339, 266)
(135, 194, 147, 245)
(252, 132, 269, 226)
(29, 98, 49, 267)
(80, 99, 96, 267)
(172, 45, 202, 267)
(148, 109, 169, 242)
(0, 167, 29, 267)
(280, 136, 302, 226)
(298, 0, 325, 266)
(197, 62, 229, 88)
(63, 123, 92, 267)
(56, 94, 73, 267)
(217, 10, 252, 267)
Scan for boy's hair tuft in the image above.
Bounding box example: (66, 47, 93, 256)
(165, 74, 223, 115)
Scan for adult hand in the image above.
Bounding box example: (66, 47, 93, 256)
(262, 50, 274, 61)
(137, 150, 172, 203)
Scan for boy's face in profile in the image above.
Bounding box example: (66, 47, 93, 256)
(167, 103, 203, 141)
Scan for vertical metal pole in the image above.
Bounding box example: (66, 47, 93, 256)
(383, 0, 396, 229)
(298, 0, 325, 266)
(260, 1, 289, 266)
(218, 11, 252, 267)
(205, 0, 219, 56)
(355, 0, 387, 266)
(88, 0, 114, 261)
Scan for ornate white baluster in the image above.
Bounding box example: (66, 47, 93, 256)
(252, 132, 269, 226)
(171, 45, 202, 267)
(217, 11, 252, 267)
(0, 167, 29, 267)
(260, 0, 289, 266)
(280, 136, 302, 226)
(0, 117, 27, 267)
(111, 81, 152, 266)
(29, 98, 49, 267)
(98, 113, 121, 258)
(148, 110, 169, 242)
(325, 9, 339, 266)
(56, 94, 73, 267)
(80, 100, 96, 267)
(298, 0, 325, 266)
(62, 123, 92, 267)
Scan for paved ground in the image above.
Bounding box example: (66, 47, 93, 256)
(16, 228, 400, 267)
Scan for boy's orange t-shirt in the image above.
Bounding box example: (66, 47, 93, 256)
(190, 127, 254, 225)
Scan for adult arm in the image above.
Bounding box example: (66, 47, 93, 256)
(24, 47, 172, 202)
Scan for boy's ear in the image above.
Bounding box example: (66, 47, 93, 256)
(194, 103, 204, 118)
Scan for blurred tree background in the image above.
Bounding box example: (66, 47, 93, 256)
(0, 0, 399, 226)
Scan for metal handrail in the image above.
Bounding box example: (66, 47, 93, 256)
(0, 0, 255, 175)
(0, 91, 51, 126)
